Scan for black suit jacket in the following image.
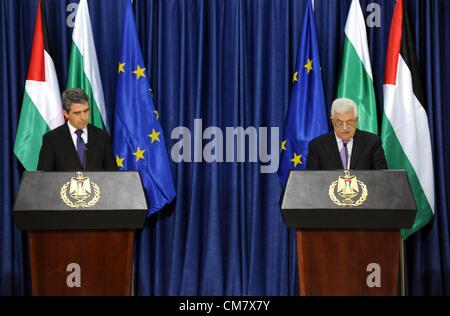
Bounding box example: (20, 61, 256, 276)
(37, 123, 117, 171)
(306, 129, 387, 170)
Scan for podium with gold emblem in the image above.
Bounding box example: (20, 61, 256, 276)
(281, 170, 416, 296)
(13, 171, 147, 296)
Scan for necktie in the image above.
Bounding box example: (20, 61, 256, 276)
(340, 141, 349, 169)
(75, 129, 85, 169)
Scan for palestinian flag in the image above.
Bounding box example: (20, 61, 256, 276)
(382, 0, 435, 239)
(67, 0, 108, 130)
(336, 0, 378, 134)
(14, 0, 64, 170)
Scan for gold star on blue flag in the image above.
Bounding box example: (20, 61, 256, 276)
(278, 0, 329, 186)
(113, 1, 175, 215)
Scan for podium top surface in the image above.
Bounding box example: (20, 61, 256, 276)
(13, 171, 148, 230)
(14, 171, 147, 211)
(280, 170, 417, 229)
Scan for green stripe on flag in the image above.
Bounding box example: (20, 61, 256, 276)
(382, 113, 434, 239)
(337, 37, 378, 134)
(14, 92, 49, 170)
(66, 42, 104, 129)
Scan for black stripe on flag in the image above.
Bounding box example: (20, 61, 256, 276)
(41, 0, 53, 57)
(399, 0, 427, 111)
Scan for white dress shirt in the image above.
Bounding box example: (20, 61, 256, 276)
(67, 121, 88, 150)
(334, 133, 353, 169)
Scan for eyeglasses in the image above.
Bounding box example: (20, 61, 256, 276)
(332, 119, 357, 128)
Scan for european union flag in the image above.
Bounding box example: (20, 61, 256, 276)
(113, 1, 175, 215)
(278, 0, 329, 186)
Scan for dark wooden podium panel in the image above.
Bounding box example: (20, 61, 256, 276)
(296, 229, 400, 296)
(29, 230, 134, 296)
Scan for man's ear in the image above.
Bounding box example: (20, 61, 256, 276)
(63, 111, 69, 120)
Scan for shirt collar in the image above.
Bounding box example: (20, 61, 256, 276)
(67, 121, 88, 135)
(334, 132, 353, 145)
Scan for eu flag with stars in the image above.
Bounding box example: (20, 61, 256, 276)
(278, 0, 329, 186)
(113, 1, 175, 215)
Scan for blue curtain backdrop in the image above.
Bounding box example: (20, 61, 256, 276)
(1, 0, 449, 295)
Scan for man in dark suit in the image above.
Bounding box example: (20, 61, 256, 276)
(307, 98, 387, 170)
(37, 88, 117, 171)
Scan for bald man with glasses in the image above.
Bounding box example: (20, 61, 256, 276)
(306, 98, 387, 170)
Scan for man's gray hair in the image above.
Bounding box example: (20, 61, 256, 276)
(62, 88, 89, 112)
(330, 98, 358, 117)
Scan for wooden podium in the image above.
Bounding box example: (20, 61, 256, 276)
(281, 170, 416, 296)
(14, 171, 147, 296)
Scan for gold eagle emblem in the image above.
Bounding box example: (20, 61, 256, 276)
(329, 170, 368, 207)
(60, 172, 100, 208)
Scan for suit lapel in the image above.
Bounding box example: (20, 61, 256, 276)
(350, 129, 362, 169)
(86, 124, 95, 169)
(61, 123, 83, 169)
(324, 132, 343, 169)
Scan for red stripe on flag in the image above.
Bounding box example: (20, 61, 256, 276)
(384, 0, 403, 85)
(26, 1, 45, 82)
